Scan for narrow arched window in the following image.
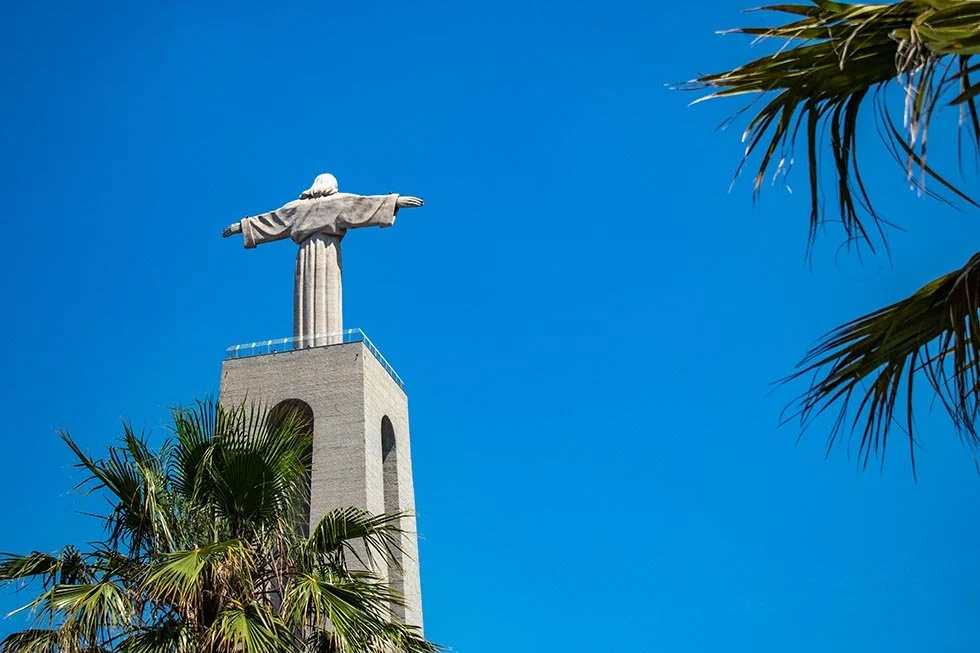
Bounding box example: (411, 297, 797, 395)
(381, 416, 398, 514)
(381, 416, 396, 464)
(269, 399, 314, 537)
(380, 415, 405, 618)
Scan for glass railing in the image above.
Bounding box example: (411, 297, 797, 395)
(224, 329, 405, 389)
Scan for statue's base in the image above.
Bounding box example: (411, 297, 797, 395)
(219, 336, 422, 630)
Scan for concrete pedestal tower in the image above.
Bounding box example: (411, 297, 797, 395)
(219, 335, 423, 630)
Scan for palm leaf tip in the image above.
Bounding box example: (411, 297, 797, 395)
(784, 251, 980, 470)
(678, 0, 980, 252)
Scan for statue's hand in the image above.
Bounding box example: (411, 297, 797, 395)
(396, 196, 424, 209)
(222, 221, 243, 238)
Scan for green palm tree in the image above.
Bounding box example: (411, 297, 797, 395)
(0, 400, 436, 653)
(684, 0, 980, 472)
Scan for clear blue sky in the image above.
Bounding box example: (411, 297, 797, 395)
(2, 1, 980, 650)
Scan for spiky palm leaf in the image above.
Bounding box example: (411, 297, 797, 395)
(684, 0, 980, 465)
(0, 399, 437, 653)
(303, 508, 407, 571)
(785, 253, 980, 470)
(684, 0, 980, 248)
(0, 628, 65, 653)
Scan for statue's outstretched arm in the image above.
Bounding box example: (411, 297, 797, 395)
(222, 208, 294, 248)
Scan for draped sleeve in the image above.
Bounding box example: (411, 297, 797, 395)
(334, 194, 398, 230)
(239, 200, 307, 248)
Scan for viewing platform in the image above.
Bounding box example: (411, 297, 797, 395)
(224, 328, 404, 389)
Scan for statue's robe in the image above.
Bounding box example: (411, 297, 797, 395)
(238, 193, 398, 346)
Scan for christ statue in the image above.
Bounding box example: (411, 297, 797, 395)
(223, 173, 423, 347)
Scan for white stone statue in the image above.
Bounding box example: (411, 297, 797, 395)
(224, 173, 423, 347)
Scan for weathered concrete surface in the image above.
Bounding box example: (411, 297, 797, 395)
(219, 342, 423, 630)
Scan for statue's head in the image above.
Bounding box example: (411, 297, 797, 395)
(300, 173, 339, 199)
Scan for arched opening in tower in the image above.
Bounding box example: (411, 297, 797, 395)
(381, 415, 406, 618)
(269, 398, 314, 537)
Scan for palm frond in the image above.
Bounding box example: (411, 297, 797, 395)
(0, 553, 60, 588)
(142, 539, 252, 612)
(61, 429, 176, 557)
(786, 251, 980, 470)
(116, 620, 190, 653)
(205, 601, 295, 653)
(680, 0, 980, 251)
(171, 399, 312, 538)
(0, 629, 65, 653)
(374, 622, 439, 653)
(282, 569, 398, 651)
(30, 581, 133, 645)
(0, 547, 92, 589)
(305, 508, 406, 571)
